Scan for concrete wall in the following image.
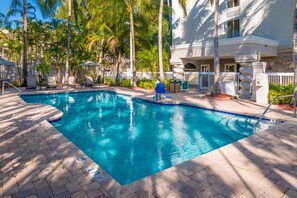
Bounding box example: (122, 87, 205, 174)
(182, 58, 239, 72)
(181, 49, 294, 73)
(262, 49, 294, 72)
(172, 0, 295, 48)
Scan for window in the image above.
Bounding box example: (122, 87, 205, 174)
(228, 0, 239, 8)
(225, 63, 237, 72)
(184, 63, 197, 71)
(201, 65, 209, 72)
(227, 19, 240, 38)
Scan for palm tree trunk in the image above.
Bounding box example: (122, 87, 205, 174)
(23, 0, 28, 85)
(158, 0, 164, 82)
(294, 0, 297, 102)
(65, 0, 71, 82)
(213, 0, 221, 94)
(99, 38, 104, 64)
(129, 4, 136, 87)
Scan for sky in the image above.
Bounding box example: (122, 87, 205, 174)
(0, 0, 44, 21)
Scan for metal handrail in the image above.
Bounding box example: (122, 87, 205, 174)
(1, 81, 21, 96)
(253, 94, 296, 133)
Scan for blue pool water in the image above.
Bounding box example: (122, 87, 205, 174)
(22, 91, 267, 185)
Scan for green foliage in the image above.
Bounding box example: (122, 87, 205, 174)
(119, 78, 131, 87)
(136, 79, 156, 89)
(3, 0, 174, 83)
(36, 62, 51, 86)
(12, 80, 21, 87)
(268, 83, 294, 104)
(104, 76, 113, 85)
(86, 70, 97, 82)
(36, 63, 52, 76)
(164, 78, 170, 90)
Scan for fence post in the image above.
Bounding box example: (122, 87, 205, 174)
(199, 74, 202, 92)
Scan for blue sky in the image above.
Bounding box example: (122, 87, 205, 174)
(0, 0, 44, 21)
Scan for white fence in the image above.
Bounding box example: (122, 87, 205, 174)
(119, 72, 174, 80)
(115, 71, 240, 94)
(267, 73, 294, 85)
(106, 71, 294, 94)
(198, 72, 240, 95)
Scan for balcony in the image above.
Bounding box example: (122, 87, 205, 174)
(170, 36, 279, 64)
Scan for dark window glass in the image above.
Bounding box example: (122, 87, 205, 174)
(227, 19, 240, 38)
(227, 21, 233, 38)
(234, 19, 240, 37)
(228, 0, 239, 8)
(227, 0, 233, 8)
(185, 63, 196, 70)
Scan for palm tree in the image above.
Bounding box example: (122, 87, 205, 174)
(210, 0, 221, 94)
(65, 0, 71, 81)
(126, 0, 151, 87)
(0, 12, 5, 27)
(6, 0, 36, 85)
(126, 0, 137, 87)
(158, 0, 186, 82)
(38, 0, 81, 81)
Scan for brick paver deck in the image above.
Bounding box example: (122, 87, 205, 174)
(0, 87, 296, 198)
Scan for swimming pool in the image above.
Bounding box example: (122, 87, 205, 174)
(21, 91, 274, 185)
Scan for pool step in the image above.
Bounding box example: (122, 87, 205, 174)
(218, 116, 279, 140)
(236, 118, 254, 132)
(226, 118, 253, 137)
(217, 118, 246, 140)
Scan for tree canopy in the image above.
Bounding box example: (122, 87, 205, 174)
(0, 0, 173, 84)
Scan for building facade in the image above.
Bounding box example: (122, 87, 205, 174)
(170, 0, 295, 73)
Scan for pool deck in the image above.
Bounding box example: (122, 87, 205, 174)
(0, 87, 296, 198)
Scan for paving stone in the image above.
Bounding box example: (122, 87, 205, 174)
(51, 185, 68, 195)
(71, 190, 89, 198)
(66, 182, 81, 194)
(50, 191, 71, 198)
(11, 188, 35, 198)
(168, 181, 187, 192)
(282, 189, 297, 198)
(86, 189, 104, 198)
(135, 190, 155, 198)
(24, 195, 37, 198)
(36, 186, 53, 198)
(82, 182, 101, 192)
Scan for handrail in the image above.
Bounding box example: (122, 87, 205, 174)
(253, 94, 296, 133)
(1, 81, 21, 96)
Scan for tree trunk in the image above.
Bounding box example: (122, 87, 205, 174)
(129, 3, 137, 87)
(213, 0, 221, 94)
(116, 51, 121, 84)
(65, 0, 71, 82)
(99, 38, 104, 64)
(23, 0, 28, 85)
(158, 0, 164, 82)
(294, 0, 297, 102)
(97, 38, 104, 80)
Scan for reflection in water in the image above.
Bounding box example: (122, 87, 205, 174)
(22, 91, 259, 185)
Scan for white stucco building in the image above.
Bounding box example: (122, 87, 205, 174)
(171, 0, 295, 73)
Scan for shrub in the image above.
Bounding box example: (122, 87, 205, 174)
(12, 80, 21, 87)
(119, 78, 131, 87)
(268, 83, 294, 104)
(136, 79, 156, 89)
(164, 78, 170, 90)
(104, 76, 113, 85)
